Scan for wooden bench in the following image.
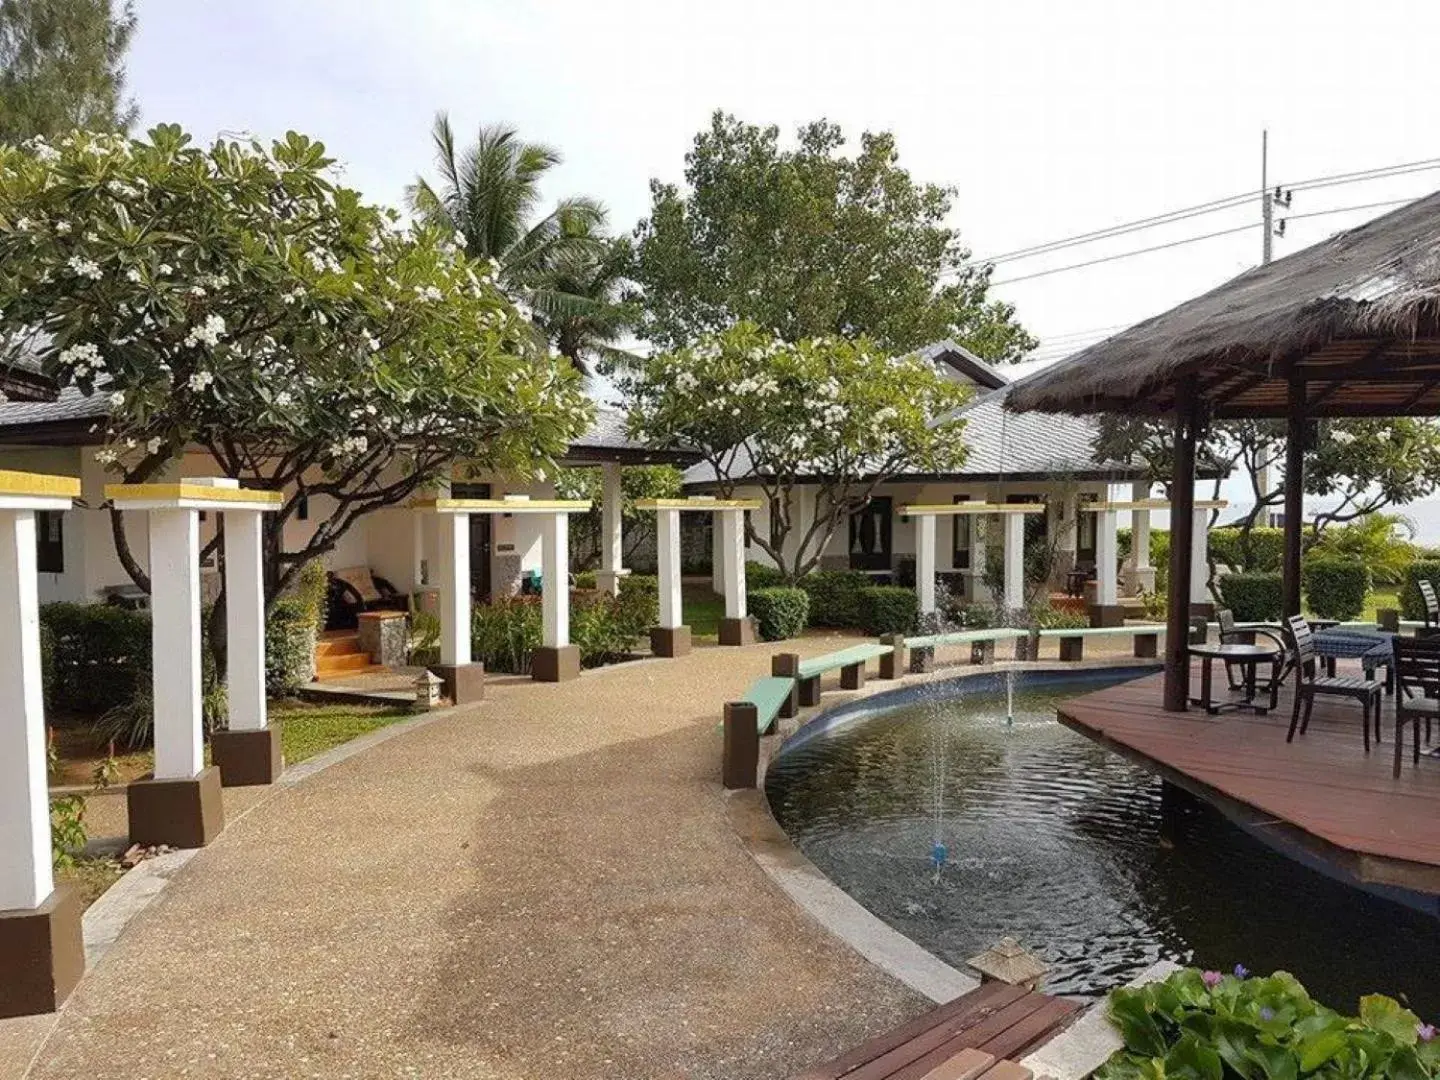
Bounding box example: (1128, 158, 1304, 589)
(773, 643, 894, 706)
(1037, 623, 1164, 661)
(882, 628, 1029, 676)
(722, 675, 796, 789)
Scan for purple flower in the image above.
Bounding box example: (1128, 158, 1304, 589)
(1260, 1007, 1275, 1022)
(1419, 1023, 1436, 1043)
(1202, 971, 1223, 989)
(1234, 964, 1250, 980)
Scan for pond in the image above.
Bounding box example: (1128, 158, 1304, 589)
(765, 672, 1440, 1016)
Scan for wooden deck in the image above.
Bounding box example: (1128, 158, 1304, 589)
(1059, 664, 1440, 894)
(794, 981, 1080, 1080)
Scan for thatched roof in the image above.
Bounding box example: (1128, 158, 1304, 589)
(1007, 190, 1440, 418)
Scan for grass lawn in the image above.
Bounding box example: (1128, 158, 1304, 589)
(269, 701, 413, 764)
(681, 584, 725, 639)
(1363, 588, 1401, 622)
(57, 856, 125, 908)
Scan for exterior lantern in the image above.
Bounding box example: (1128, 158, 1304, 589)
(414, 669, 444, 712)
(964, 936, 1049, 990)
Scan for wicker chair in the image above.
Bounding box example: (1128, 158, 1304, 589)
(326, 567, 406, 630)
(1282, 615, 1382, 751)
(1392, 635, 1440, 777)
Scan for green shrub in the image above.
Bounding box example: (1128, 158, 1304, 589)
(1401, 560, 1440, 620)
(614, 575, 659, 639)
(857, 586, 919, 636)
(1217, 571, 1283, 621)
(40, 602, 151, 715)
(799, 569, 870, 627)
(1097, 966, 1440, 1080)
(265, 597, 317, 695)
(941, 594, 997, 629)
(1210, 525, 1286, 572)
(573, 570, 598, 590)
(472, 596, 543, 674)
(744, 562, 787, 590)
(749, 587, 810, 641)
(293, 559, 329, 623)
(1028, 603, 1090, 630)
(1304, 557, 1370, 621)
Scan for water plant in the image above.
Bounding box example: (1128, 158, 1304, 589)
(1098, 966, 1440, 1080)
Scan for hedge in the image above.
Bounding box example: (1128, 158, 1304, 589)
(799, 569, 870, 627)
(749, 587, 810, 641)
(266, 597, 317, 695)
(1401, 560, 1440, 620)
(1217, 571, 1283, 621)
(745, 562, 788, 591)
(40, 602, 150, 715)
(857, 585, 919, 636)
(1210, 526, 1286, 573)
(1303, 558, 1370, 621)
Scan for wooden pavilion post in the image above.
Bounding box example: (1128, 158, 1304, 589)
(1282, 375, 1306, 618)
(1163, 377, 1200, 712)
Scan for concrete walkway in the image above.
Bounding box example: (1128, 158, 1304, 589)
(9, 637, 926, 1080)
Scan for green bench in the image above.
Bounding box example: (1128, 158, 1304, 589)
(882, 628, 1029, 675)
(773, 643, 894, 706)
(722, 675, 797, 789)
(1036, 623, 1164, 661)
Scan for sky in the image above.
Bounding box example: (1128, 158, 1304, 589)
(122, 0, 1440, 533)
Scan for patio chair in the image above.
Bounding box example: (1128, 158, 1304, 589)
(326, 567, 406, 630)
(1420, 579, 1440, 637)
(1216, 608, 1286, 691)
(1283, 615, 1382, 751)
(1392, 635, 1440, 777)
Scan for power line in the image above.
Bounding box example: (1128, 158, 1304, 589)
(989, 197, 1417, 288)
(971, 154, 1440, 270)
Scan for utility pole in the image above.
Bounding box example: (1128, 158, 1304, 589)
(1262, 129, 1273, 265)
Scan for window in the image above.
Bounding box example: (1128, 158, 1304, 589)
(951, 495, 971, 569)
(36, 511, 64, 573)
(848, 497, 893, 571)
(1076, 493, 1099, 566)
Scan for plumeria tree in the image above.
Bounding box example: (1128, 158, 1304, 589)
(623, 322, 970, 581)
(0, 126, 593, 612)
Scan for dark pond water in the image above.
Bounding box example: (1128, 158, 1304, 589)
(765, 675, 1440, 1016)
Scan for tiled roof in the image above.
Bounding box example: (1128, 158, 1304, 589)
(0, 384, 108, 430)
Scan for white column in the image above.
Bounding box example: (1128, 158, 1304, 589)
(1096, 509, 1118, 606)
(1191, 506, 1210, 606)
(1131, 481, 1152, 572)
(711, 520, 723, 595)
(438, 512, 471, 667)
(657, 508, 682, 630)
(151, 509, 204, 781)
(915, 513, 937, 614)
(542, 512, 570, 648)
(720, 509, 746, 619)
(599, 463, 624, 595)
(1003, 511, 1026, 611)
(0, 510, 52, 910)
(224, 509, 266, 733)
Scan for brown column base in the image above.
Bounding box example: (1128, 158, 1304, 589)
(649, 625, 692, 657)
(722, 702, 760, 789)
(770, 653, 802, 717)
(532, 645, 581, 682)
(717, 616, 757, 646)
(0, 885, 84, 1019)
(1089, 604, 1126, 628)
(211, 727, 283, 787)
(431, 662, 486, 704)
(127, 766, 224, 849)
(1059, 636, 1084, 661)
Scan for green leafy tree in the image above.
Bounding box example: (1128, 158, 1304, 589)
(0, 0, 138, 143)
(533, 232, 638, 373)
(624, 322, 970, 581)
(627, 111, 1035, 360)
(0, 126, 592, 613)
(406, 113, 623, 348)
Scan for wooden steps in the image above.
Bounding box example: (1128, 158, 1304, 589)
(794, 982, 1079, 1080)
(314, 631, 386, 681)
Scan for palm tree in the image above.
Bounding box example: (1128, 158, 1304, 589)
(533, 233, 639, 374)
(407, 113, 609, 323)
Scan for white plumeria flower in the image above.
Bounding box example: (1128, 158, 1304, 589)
(67, 255, 103, 281)
(125, 268, 143, 283)
(157, 263, 174, 276)
(183, 314, 226, 348)
(109, 391, 125, 407)
(54, 220, 71, 234)
(146, 437, 162, 455)
(274, 391, 293, 407)
(188, 370, 215, 392)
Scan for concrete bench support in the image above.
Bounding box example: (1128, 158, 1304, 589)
(909, 646, 936, 674)
(879, 636, 904, 680)
(769, 654, 802, 718)
(841, 660, 866, 691)
(971, 639, 996, 665)
(1058, 636, 1084, 661)
(722, 702, 760, 789)
(1135, 631, 1160, 658)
